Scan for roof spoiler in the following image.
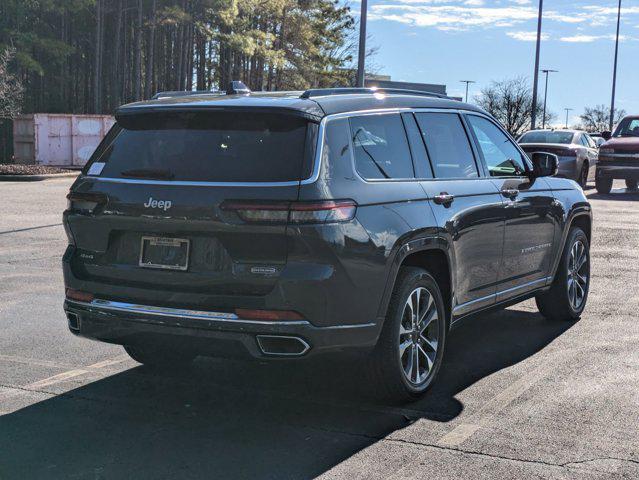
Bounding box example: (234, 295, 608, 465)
(151, 80, 251, 100)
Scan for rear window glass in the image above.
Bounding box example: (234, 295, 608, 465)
(519, 131, 574, 144)
(89, 112, 313, 182)
(349, 114, 414, 180)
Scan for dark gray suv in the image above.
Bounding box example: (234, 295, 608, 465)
(63, 88, 592, 402)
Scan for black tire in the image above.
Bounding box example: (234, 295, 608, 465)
(595, 175, 612, 194)
(578, 163, 588, 189)
(369, 267, 447, 403)
(536, 227, 590, 322)
(124, 344, 197, 368)
(625, 179, 638, 191)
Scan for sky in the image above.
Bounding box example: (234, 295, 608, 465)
(358, 0, 639, 127)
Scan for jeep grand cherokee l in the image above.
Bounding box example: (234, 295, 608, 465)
(596, 115, 639, 193)
(63, 87, 592, 402)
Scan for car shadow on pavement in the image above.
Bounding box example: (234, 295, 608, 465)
(0, 308, 572, 479)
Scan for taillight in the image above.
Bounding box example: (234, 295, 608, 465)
(221, 200, 356, 224)
(66, 192, 107, 213)
(235, 308, 305, 321)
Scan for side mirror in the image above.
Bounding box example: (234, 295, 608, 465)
(596, 137, 606, 147)
(601, 131, 612, 140)
(529, 152, 559, 178)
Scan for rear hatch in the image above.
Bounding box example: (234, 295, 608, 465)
(65, 109, 318, 296)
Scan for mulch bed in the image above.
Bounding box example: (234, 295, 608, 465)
(0, 164, 75, 175)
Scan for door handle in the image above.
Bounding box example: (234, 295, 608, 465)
(433, 192, 454, 206)
(501, 188, 519, 199)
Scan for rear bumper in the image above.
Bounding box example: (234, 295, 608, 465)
(63, 298, 380, 359)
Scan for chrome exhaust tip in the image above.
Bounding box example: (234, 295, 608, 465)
(256, 335, 310, 356)
(66, 311, 80, 331)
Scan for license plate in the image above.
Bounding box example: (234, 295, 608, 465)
(139, 236, 190, 271)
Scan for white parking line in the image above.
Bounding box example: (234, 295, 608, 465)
(437, 356, 558, 447)
(0, 355, 130, 405)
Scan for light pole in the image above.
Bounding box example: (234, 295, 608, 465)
(609, 0, 622, 132)
(530, 0, 544, 130)
(541, 69, 558, 129)
(564, 108, 573, 129)
(356, 0, 368, 88)
(460, 80, 476, 102)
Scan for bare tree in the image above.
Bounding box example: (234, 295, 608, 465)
(0, 47, 24, 119)
(475, 77, 556, 137)
(578, 105, 626, 133)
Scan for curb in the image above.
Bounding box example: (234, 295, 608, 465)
(0, 172, 80, 182)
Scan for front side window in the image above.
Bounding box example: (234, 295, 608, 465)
(466, 115, 527, 177)
(414, 113, 479, 179)
(349, 114, 414, 180)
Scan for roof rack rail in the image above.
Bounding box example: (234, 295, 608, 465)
(300, 87, 453, 100)
(152, 81, 251, 100)
(151, 90, 224, 100)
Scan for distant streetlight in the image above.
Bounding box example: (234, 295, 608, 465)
(609, 0, 622, 132)
(460, 80, 476, 103)
(356, 0, 368, 88)
(530, 0, 544, 130)
(541, 69, 558, 129)
(564, 108, 573, 129)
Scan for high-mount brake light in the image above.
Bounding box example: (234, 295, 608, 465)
(221, 200, 357, 224)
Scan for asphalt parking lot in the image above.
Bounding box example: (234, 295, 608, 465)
(1, 177, 638, 479)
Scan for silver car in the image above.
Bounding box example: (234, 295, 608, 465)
(518, 130, 598, 188)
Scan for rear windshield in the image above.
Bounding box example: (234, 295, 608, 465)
(519, 131, 574, 144)
(87, 111, 314, 182)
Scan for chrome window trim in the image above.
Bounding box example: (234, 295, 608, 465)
(323, 107, 485, 185)
(87, 106, 486, 188)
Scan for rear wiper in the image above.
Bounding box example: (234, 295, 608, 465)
(120, 168, 174, 180)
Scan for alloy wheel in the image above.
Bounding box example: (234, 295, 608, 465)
(399, 287, 439, 386)
(567, 240, 588, 311)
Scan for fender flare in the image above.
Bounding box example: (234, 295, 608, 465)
(376, 235, 454, 324)
(549, 206, 592, 281)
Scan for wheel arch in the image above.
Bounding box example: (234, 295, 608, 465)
(549, 209, 592, 281)
(378, 238, 454, 331)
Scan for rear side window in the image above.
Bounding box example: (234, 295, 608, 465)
(349, 114, 414, 180)
(90, 111, 313, 183)
(414, 113, 478, 179)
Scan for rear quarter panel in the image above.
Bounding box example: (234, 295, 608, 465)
(293, 117, 439, 328)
